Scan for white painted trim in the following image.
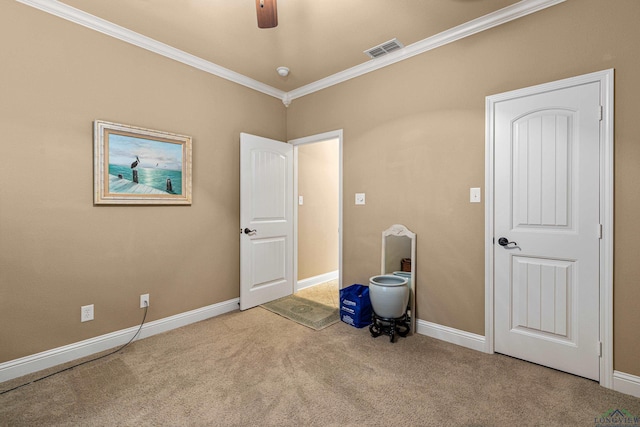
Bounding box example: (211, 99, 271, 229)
(286, 0, 565, 102)
(416, 319, 486, 353)
(16, 0, 565, 106)
(289, 130, 344, 292)
(600, 69, 615, 390)
(485, 69, 615, 388)
(613, 371, 640, 398)
(0, 298, 239, 383)
(15, 0, 286, 101)
(484, 94, 496, 356)
(293, 146, 300, 291)
(382, 224, 417, 334)
(415, 320, 640, 399)
(297, 270, 339, 291)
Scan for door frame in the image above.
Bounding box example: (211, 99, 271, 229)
(289, 130, 344, 292)
(484, 69, 614, 388)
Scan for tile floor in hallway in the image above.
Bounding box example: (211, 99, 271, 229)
(295, 279, 339, 308)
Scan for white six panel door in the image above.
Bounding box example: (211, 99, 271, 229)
(240, 133, 293, 310)
(494, 82, 601, 380)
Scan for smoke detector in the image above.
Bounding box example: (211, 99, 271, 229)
(276, 66, 289, 77)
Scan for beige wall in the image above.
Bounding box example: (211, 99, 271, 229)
(297, 140, 339, 280)
(287, 0, 640, 376)
(0, 2, 286, 362)
(3, 0, 640, 379)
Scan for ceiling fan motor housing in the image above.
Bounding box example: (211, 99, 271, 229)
(256, 0, 278, 29)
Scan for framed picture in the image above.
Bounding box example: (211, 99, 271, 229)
(94, 121, 192, 205)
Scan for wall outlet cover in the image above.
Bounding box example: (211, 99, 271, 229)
(81, 304, 94, 322)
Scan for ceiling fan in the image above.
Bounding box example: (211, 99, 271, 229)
(256, 0, 278, 29)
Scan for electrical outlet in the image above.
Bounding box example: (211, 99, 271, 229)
(140, 294, 149, 308)
(81, 304, 94, 322)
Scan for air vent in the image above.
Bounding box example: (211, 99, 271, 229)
(364, 38, 404, 59)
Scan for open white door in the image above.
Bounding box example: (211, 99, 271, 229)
(240, 133, 294, 310)
(492, 81, 602, 380)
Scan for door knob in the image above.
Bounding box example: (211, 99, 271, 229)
(498, 237, 518, 248)
(244, 228, 257, 235)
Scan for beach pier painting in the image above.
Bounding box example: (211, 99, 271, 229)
(94, 121, 192, 205)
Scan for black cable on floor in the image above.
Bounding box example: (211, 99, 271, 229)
(0, 303, 149, 395)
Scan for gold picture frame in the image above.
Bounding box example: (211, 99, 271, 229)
(93, 120, 192, 205)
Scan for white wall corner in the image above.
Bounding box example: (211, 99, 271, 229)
(0, 298, 239, 384)
(15, 0, 286, 101)
(416, 319, 487, 353)
(17, 0, 564, 105)
(286, 0, 566, 103)
(282, 93, 292, 107)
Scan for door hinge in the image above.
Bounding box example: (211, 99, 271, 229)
(598, 224, 603, 239)
(599, 105, 603, 121)
(598, 341, 602, 357)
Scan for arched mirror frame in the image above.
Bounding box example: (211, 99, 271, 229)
(381, 224, 416, 334)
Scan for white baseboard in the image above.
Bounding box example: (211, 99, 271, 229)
(416, 319, 487, 353)
(296, 270, 339, 291)
(613, 370, 640, 398)
(6, 302, 635, 398)
(0, 298, 239, 384)
(416, 321, 640, 398)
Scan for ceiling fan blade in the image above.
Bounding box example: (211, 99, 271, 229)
(256, 0, 278, 29)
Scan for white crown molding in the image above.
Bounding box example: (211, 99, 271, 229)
(15, 0, 286, 101)
(16, 0, 565, 106)
(287, 0, 566, 102)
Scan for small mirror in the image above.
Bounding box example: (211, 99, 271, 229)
(381, 224, 416, 334)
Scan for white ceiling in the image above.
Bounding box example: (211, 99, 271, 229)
(20, 0, 564, 103)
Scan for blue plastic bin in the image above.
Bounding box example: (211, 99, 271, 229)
(340, 284, 372, 328)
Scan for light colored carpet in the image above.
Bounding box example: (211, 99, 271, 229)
(1, 307, 639, 426)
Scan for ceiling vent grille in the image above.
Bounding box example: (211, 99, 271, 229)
(364, 38, 404, 59)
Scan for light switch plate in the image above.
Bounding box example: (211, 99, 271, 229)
(355, 193, 365, 205)
(470, 187, 481, 203)
(298, 195, 304, 205)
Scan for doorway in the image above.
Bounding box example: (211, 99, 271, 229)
(290, 130, 343, 308)
(485, 70, 614, 387)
